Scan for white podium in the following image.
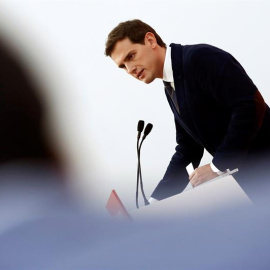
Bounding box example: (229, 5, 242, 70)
(130, 175, 252, 220)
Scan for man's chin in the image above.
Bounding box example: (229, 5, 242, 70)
(142, 77, 155, 84)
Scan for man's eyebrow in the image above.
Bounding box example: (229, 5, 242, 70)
(118, 51, 135, 68)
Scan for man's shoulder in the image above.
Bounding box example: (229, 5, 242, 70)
(171, 43, 229, 58)
(171, 43, 232, 70)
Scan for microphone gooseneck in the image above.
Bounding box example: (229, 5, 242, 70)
(136, 121, 153, 208)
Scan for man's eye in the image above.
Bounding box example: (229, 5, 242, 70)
(129, 53, 135, 60)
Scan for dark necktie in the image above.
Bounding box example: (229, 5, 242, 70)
(163, 81, 180, 113)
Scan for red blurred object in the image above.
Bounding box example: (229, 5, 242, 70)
(106, 190, 132, 221)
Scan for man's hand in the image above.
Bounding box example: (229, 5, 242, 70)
(189, 164, 218, 187)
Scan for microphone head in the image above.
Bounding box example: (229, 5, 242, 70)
(137, 120, 144, 132)
(144, 123, 153, 136)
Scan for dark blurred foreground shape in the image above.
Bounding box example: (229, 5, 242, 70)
(0, 34, 58, 165)
(0, 33, 98, 268)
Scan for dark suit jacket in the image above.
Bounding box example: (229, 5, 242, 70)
(151, 43, 270, 200)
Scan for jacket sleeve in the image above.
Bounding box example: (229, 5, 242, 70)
(151, 117, 204, 200)
(192, 46, 266, 171)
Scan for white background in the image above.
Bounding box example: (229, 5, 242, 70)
(0, 0, 269, 212)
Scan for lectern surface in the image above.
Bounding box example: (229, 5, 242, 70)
(131, 175, 252, 220)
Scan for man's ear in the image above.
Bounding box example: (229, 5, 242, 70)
(144, 32, 157, 48)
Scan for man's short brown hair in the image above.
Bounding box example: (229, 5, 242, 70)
(105, 19, 166, 56)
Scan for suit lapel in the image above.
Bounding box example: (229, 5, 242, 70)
(170, 43, 185, 116)
(169, 44, 204, 148)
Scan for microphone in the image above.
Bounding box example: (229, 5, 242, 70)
(142, 123, 153, 139)
(137, 120, 144, 139)
(136, 121, 153, 208)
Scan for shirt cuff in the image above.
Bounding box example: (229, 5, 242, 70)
(210, 162, 224, 175)
(148, 197, 159, 204)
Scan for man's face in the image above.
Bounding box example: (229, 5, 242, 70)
(111, 33, 164, 84)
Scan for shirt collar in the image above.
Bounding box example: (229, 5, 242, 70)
(163, 46, 174, 83)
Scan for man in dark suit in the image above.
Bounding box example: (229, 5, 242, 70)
(105, 19, 270, 202)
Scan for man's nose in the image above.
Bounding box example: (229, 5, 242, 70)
(126, 64, 136, 76)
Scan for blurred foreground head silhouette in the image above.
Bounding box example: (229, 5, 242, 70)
(0, 35, 59, 167)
